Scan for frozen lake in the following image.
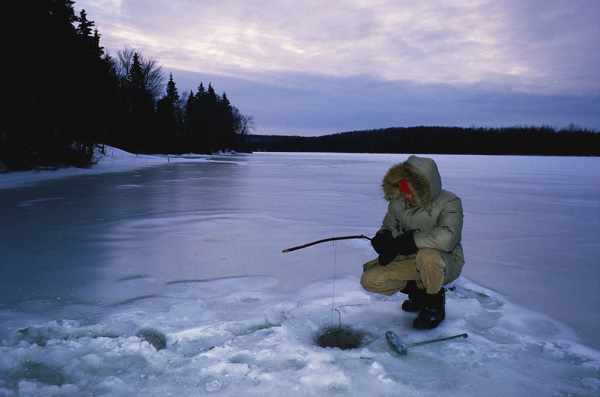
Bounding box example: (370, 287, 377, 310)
(0, 151, 599, 396)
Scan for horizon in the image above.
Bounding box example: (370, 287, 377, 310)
(246, 124, 598, 137)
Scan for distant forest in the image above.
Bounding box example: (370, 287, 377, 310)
(247, 125, 599, 156)
(0, 0, 252, 171)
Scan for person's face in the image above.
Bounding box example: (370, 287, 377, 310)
(400, 180, 417, 206)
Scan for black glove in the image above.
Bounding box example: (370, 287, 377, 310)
(371, 229, 393, 254)
(394, 230, 418, 255)
(378, 246, 398, 266)
(378, 230, 418, 266)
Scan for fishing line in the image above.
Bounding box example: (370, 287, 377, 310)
(330, 240, 338, 328)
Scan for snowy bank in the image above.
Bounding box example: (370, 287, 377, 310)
(0, 146, 212, 190)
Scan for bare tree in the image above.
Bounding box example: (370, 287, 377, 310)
(232, 107, 255, 136)
(115, 46, 165, 101)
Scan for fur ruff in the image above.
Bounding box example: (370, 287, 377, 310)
(382, 162, 432, 211)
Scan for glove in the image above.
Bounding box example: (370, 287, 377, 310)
(378, 230, 419, 266)
(371, 229, 393, 254)
(378, 246, 398, 266)
(394, 230, 418, 255)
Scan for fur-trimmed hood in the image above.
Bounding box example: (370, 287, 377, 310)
(381, 155, 442, 212)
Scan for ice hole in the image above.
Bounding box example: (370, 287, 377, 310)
(316, 327, 363, 350)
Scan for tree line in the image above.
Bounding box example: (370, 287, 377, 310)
(247, 125, 599, 156)
(0, 0, 252, 171)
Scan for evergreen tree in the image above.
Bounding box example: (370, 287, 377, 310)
(194, 83, 213, 153)
(182, 91, 198, 151)
(76, 9, 93, 36)
(219, 92, 236, 151)
(115, 47, 165, 102)
(125, 53, 158, 152)
(128, 53, 145, 93)
(195, 83, 206, 100)
(165, 73, 180, 104)
(156, 74, 181, 153)
(205, 84, 219, 152)
(1, 0, 113, 169)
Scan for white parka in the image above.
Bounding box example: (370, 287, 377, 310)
(379, 155, 464, 283)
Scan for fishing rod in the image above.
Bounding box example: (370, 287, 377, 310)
(282, 234, 372, 253)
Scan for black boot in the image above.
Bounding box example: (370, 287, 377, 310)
(413, 288, 445, 329)
(400, 281, 426, 312)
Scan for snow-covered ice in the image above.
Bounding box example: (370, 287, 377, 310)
(0, 148, 599, 396)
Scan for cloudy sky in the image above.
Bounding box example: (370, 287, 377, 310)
(76, 0, 600, 136)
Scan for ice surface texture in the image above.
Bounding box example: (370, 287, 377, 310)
(0, 150, 598, 396)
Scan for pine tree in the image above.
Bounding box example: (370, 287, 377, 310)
(195, 83, 206, 100)
(76, 9, 93, 36)
(115, 47, 165, 102)
(128, 53, 145, 94)
(124, 53, 158, 152)
(76, 10, 103, 58)
(165, 73, 180, 104)
(182, 91, 198, 151)
(156, 74, 181, 153)
(204, 84, 219, 151)
(194, 83, 213, 153)
(219, 93, 236, 151)
(1, 0, 113, 169)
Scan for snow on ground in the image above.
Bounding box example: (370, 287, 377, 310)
(0, 149, 598, 396)
(0, 146, 209, 190)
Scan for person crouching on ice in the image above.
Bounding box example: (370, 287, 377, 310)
(361, 155, 465, 329)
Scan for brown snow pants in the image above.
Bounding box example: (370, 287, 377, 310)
(360, 248, 458, 295)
